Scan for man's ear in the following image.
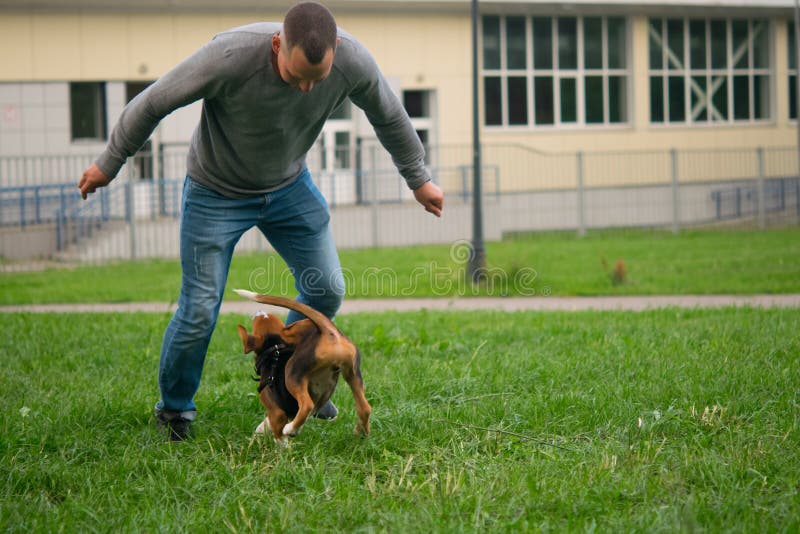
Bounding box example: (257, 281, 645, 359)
(272, 33, 282, 56)
(237, 324, 262, 354)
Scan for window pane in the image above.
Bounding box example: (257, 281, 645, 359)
(711, 76, 729, 121)
(585, 76, 604, 123)
(690, 20, 707, 69)
(649, 19, 663, 69)
(508, 77, 528, 125)
(506, 16, 527, 70)
(668, 76, 685, 122)
(608, 17, 627, 69)
(790, 75, 798, 120)
(560, 77, 577, 123)
(691, 75, 708, 121)
(667, 19, 684, 70)
(483, 16, 501, 69)
(584, 17, 603, 69)
(732, 20, 749, 69)
(416, 130, 431, 165)
(558, 18, 578, 69)
(334, 131, 350, 169)
(733, 75, 749, 119)
(711, 20, 727, 69)
(752, 20, 768, 69)
(609, 76, 627, 123)
(70, 82, 107, 140)
(754, 75, 769, 120)
(650, 76, 665, 122)
(535, 76, 555, 124)
(403, 90, 428, 118)
(533, 17, 553, 69)
(484, 77, 502, 125)
(789, 22, 797, 71)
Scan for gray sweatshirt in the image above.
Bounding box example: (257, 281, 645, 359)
(96, 22, 430, 198)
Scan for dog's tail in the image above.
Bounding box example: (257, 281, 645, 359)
(233, 289, 341, 339)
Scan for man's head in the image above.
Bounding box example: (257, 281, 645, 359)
(273, 2, 339, 93)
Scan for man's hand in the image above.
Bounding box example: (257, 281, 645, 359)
(413, 181, 444, 218)
(78, 164, 112, 200)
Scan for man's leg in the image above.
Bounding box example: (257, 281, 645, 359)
(156, 177, 258, 439)
(257, 169, 345, 325)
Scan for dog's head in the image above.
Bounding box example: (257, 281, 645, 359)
(237, 311, 286, 354)
(237, 311, 319, 355)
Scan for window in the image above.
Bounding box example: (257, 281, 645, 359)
(70, 82, 107, 141)
(481, 15, 629, 128)
(789, 21, 798, 120)
(403, 89, 435, 165)
(318, 100, 353, 171)
(649, 18, 771, 125)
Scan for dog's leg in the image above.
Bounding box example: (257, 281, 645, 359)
(282, 377, 315, 437)
(342, 360, 371, 436)
(255, 417, 270, 435)
(268, 409, 290, 445)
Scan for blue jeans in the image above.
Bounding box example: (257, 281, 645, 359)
(157, 169, 344, 413)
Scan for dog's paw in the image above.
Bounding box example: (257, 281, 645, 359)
(282, 421, 299, 437)
(274, 435, 290, 447)
(354, 424, 370, 436)
(254, 421, 268, 435)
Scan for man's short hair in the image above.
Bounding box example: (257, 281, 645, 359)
(283, 2, 338, 65)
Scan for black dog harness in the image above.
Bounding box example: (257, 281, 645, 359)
(253, 343, 289, 392)
(252, 342, 300, 418)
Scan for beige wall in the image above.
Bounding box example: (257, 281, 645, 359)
(1, 9, 797, 173)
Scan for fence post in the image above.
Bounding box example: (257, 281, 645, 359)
(576, 151, 585, 237)
(671, 148, 680, 234)
(127, 162, 137, 260)
(369, 144, 379, 248)
(756, 147, 766, 229)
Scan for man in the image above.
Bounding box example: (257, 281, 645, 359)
(78, 2, 443, 440)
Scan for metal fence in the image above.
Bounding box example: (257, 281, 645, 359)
(1, 143, 798, 263)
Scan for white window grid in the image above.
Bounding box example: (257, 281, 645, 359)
(481, 14, 631, 129)
(648, 18, 773, 125)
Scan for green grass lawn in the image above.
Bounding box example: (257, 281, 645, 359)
(2, 228, 799, 304)
(2, 308, 799, 531)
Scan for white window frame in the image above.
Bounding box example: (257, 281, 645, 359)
(648, 17, 773, 126)
(481, 14, 631, 130)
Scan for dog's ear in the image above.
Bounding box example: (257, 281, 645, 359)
(280, 318, 318, 345)
(237, 324, 263, 354)
(252, 313, 286, 337)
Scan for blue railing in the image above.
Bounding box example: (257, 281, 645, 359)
(711, 177, 800, 220)
(0, 183, 83, 228)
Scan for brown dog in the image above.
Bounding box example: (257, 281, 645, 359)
(235, 289, 371, 444)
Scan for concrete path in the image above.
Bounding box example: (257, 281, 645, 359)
(2, 294, 799, 314)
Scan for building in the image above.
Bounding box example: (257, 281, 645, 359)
(1, 0, 798, 260)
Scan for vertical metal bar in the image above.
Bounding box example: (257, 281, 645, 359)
(671, 148, 680, 234)
(370, 145, 379, 248)
(757, 147, 766, 229)
(795, 0, 800, 182)
(576, 151, 586, 237)
(127, 162, 137, 260)
(19, 187, 25, 229)
(468, 0, 486, 282)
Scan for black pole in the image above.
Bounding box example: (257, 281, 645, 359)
(468, 0, 486, 282)
(795, 0, 800, 183)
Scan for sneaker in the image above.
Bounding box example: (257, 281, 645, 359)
(155, 407, 197, 441)
(313, 400, 338, 421)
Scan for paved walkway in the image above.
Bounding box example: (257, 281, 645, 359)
(2, 294, 799, 314)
